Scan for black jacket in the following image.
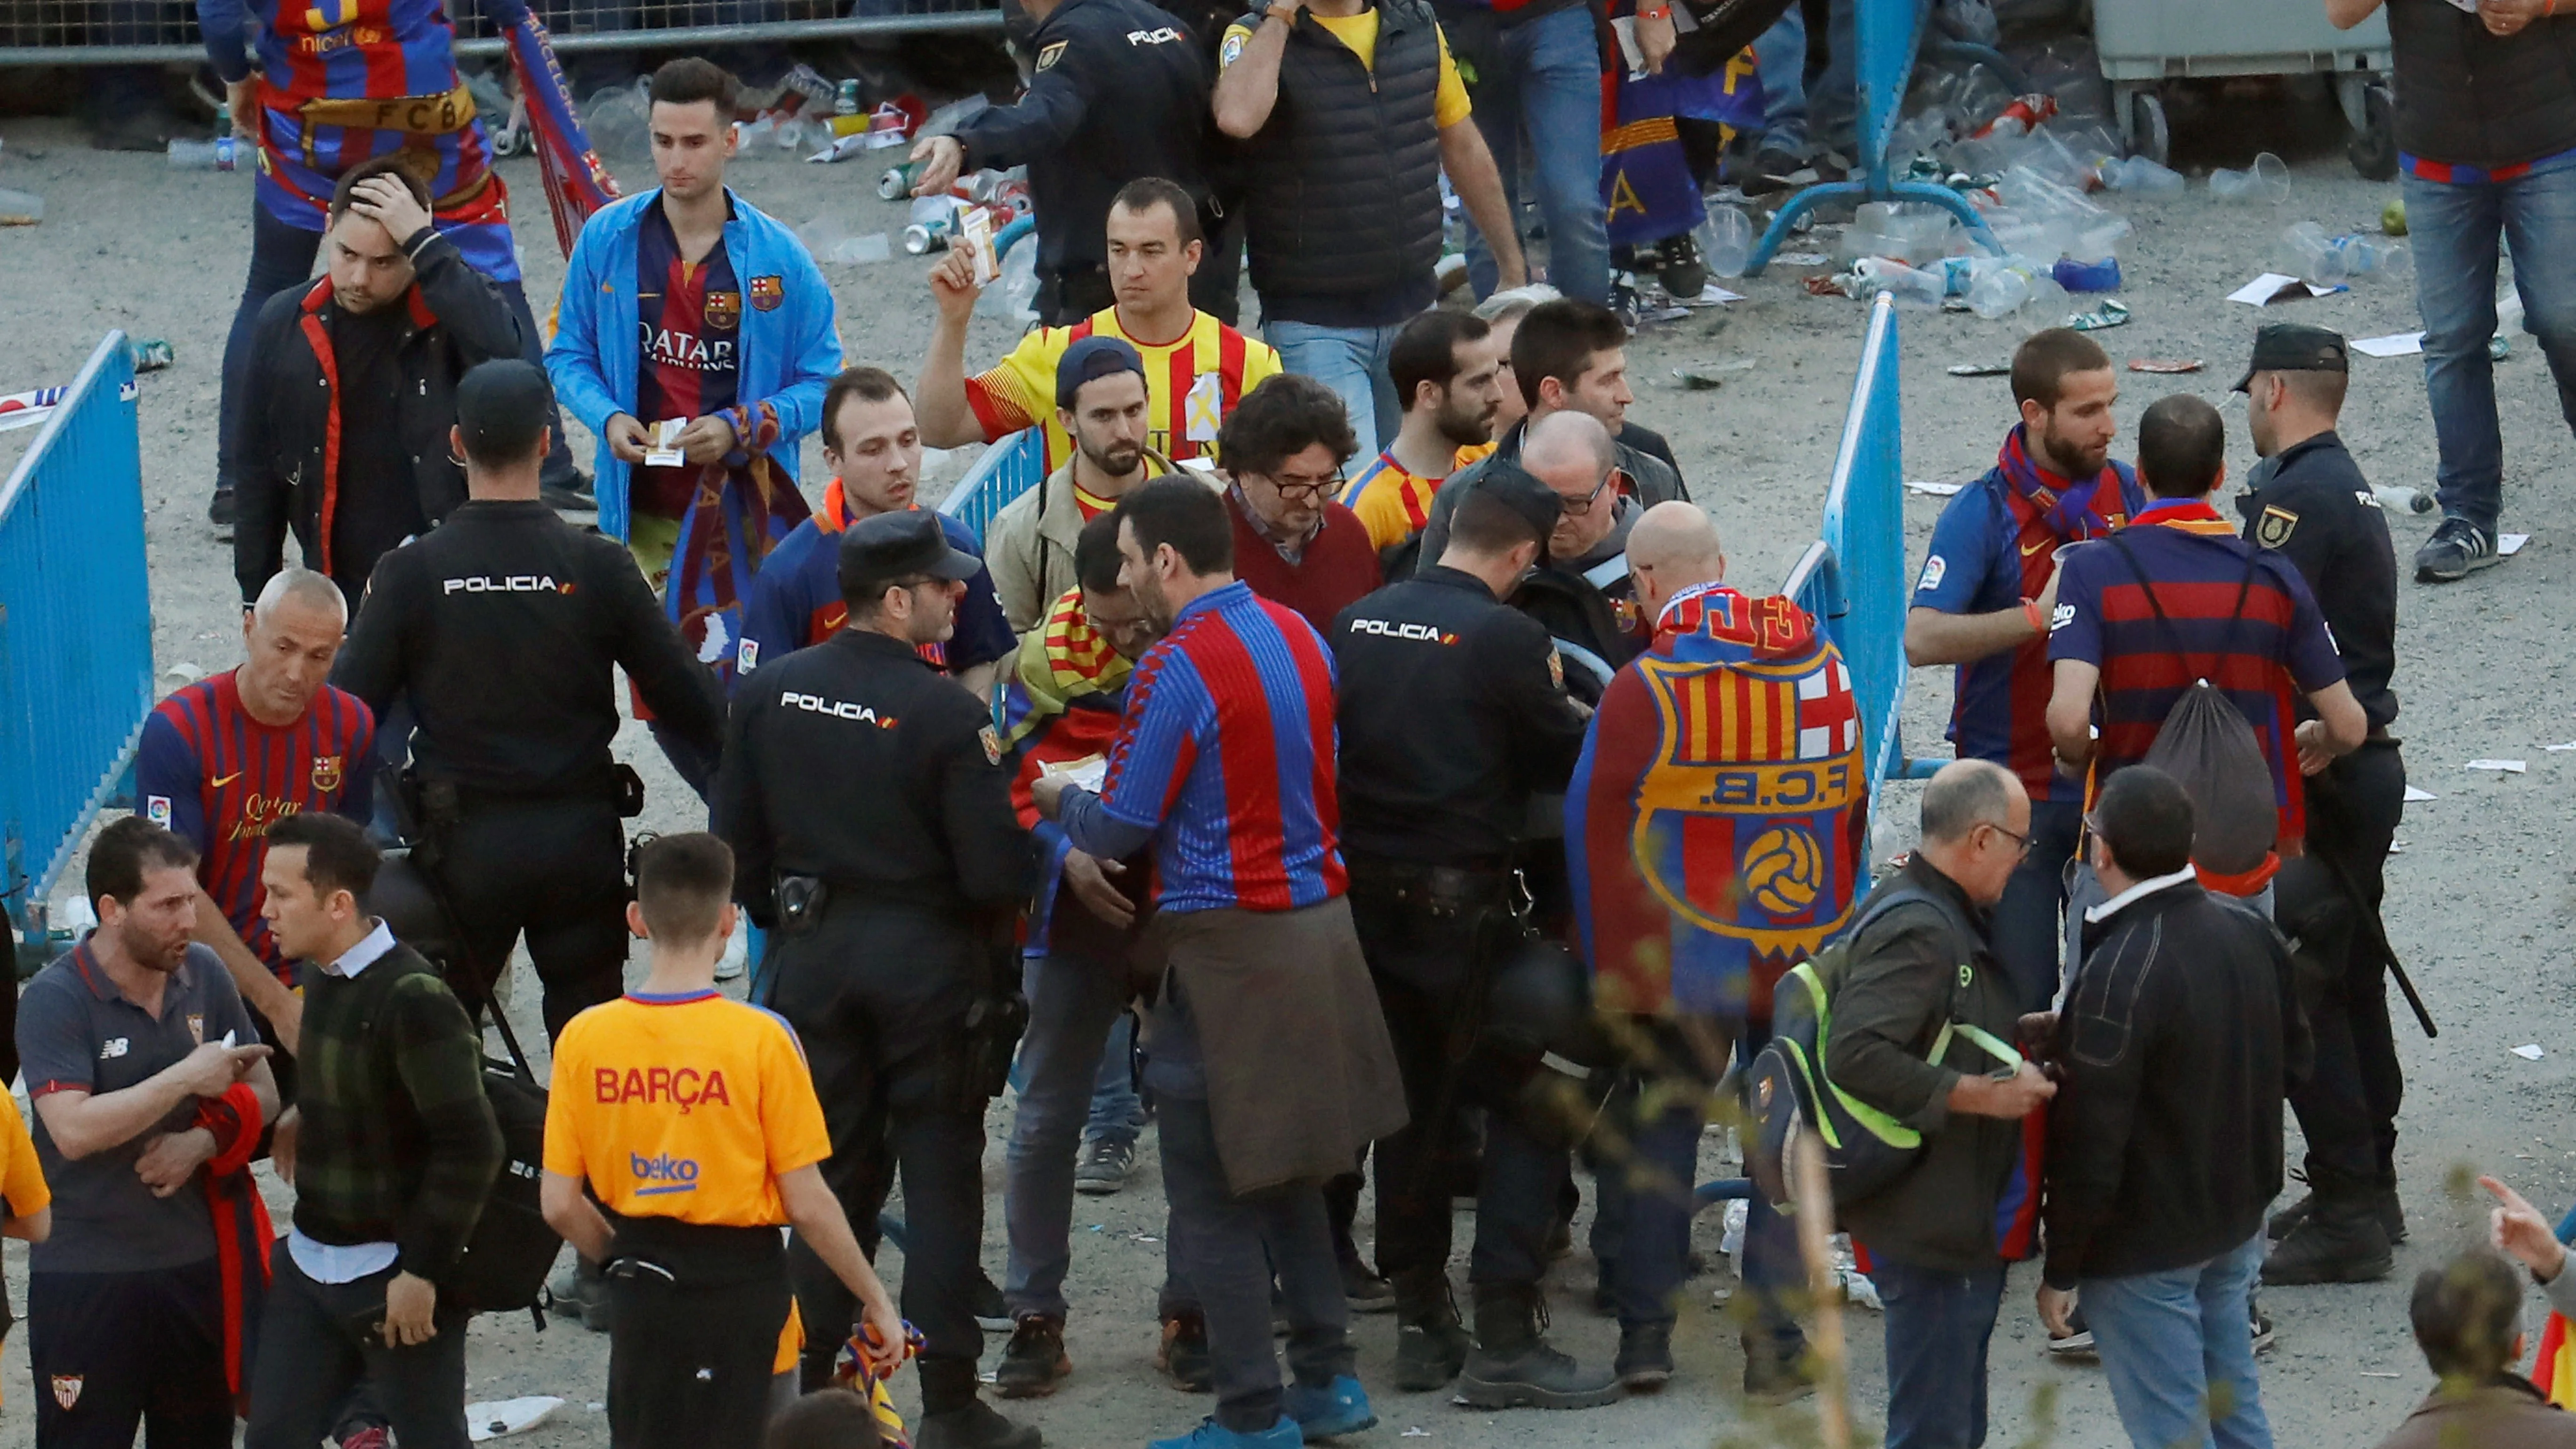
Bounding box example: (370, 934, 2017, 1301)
(2386, 0, 2576, 168)
(714, 628, 1031, 927)
(2041, 876, 2312, 1289)
(1238, 0, 1446, 324)
(2238, 431, 2398, 732)
(1330, 565, 1592, 869)
(956, 0, 1213, 292)
(236, 225, 525, 606)
(333, 499, 722, 798)
(1406, 417, 1689, 578)
(1827, 855, 2029, 1274)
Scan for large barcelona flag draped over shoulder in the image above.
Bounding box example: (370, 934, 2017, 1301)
(1568, 582, 1868, 1018)
(1600, 46, 1763, 250)
(504, 13, 622, 258)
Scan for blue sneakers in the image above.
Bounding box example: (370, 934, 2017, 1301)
(1284, 1377, 1379, 1440)
(1147, 1414, 1303, 1449)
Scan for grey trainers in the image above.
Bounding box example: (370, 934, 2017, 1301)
(2415, 517, 2500, 581)
(1073, 1137, 1135, 1196)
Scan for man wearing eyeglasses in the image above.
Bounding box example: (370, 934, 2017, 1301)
(1219, 374, 1386, 635)
(1503, 411, 1644, 706)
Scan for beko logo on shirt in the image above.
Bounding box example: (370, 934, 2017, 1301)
(443, 575, 572, 596)
(1348, 619, 1457, 645)
(781, 692, 899, 727)
(629, 1152, 702, 1195)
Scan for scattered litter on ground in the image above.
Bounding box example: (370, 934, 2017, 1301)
(1674, 360, 1755, 389)
(2228, 273, 2345, 307)
(0, 385, 68, 433)
(2066, 300, 2130, 330)
(2499, 532, 2530, 555)
(129, 338, 175, 372)
(2373, 483, 2433, 513)
(2404, 785, 2438, 802)
(1401, 1430, 1432, 1439)
(2464, 759, 2528, 773)
(2544, 742, 2576, 752)
(2208, 153, 2291, 203)
(0, 187, 39, 225)
(1908, 480, 1967, 496)
(2514, 1045, 2547, 1062)
(466, 1397, 562, 1441)
(2360, 1371, 2402, 1378)
(2128, 358, 2202, 374)
(2354, 332, 2425, 358)
(2383, 198, 2407, 235)
(1776, 251, 1829, 267)
(1948, 361, 2012, 376)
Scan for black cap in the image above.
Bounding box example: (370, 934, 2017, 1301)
(455, 359, 555, 465)
(1056, 336, 1147, 410)
(2233, 322, 2349, 392)
(1470, 460, 1565, 558)
(837, 510, 984, 603)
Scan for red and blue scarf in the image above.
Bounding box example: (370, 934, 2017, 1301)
(1996, 423, 2134, 596)
(668, 401, 811, 687)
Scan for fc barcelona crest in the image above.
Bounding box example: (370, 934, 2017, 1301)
(748, 275, 785, 312)
(311, 754, 344, 793)
(703, 290, 742, 331)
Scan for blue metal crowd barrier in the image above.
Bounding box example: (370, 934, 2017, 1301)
(935, 427, 1046, 541)
(0, 333, 152, 966)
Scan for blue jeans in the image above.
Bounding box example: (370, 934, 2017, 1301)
(2404, 165, 2576, 534)
(1873, 1256, 2007, 1449)
(1264, 319, 1405, 461)
(1989, 795, 2081, 1014)
(1087, 1011, 1145, 1146)
(1754, 4, 1811, 155)
(1460, 5, 1611, 306)
(1809, 0, 1860, 157)
(2081, 1233, 2273, 1449)
(1005, 945, 1145, 1320)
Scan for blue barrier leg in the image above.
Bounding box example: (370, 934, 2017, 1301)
(1744, 180, 1872, 276)
(1920, 39, 2026, 94)
(1884, 179, 2006, 256)
(879, 1213, 908, 1253)
(1695, 1176, 1754, 1208)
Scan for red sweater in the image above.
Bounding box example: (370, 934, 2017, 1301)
(1227, 491, 1384, 638)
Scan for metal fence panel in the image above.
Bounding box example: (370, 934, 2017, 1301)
(1781, 291, 1924, 816)
(0, 0, 1000, 66)
(0, 332, 151, 946)
(935, 427, 1045, 543)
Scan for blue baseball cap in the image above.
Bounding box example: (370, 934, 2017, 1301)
(1055, 335, 1147, 410)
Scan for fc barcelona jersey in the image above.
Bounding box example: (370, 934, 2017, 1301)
(632, 202, 743, 522)
(1567, 583, 1868, 1018)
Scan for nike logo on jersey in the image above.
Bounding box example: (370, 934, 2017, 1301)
(781, 692, 899, 727)
(209, 771, 243, 787)
(443, 575, 574, 596)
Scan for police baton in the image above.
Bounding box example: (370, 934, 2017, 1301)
(2310, 844, 2436, 1041)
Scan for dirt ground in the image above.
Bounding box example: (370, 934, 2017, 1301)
(5, 62, 2576, 1449)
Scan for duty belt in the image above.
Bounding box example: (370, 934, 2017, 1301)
(1346, 853, 1511, 918)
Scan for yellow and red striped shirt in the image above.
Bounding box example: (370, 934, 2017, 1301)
(963, 306, 1282, 474)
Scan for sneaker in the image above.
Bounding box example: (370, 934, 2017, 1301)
(208, 487, 236, 541)
(1615, 1321, 1674, 1391)
(1073, 1136, 1135, 1196)
(1283, 1374, 1378, 1439)
(549, 1256, 614, 1334)
(1657, 232, 1709, 301)
(1743, 147, 1812, 196)
(1341, 1256, 1395, 1315)
(915, 1398, 1044, 1449)
(541, 473, 599, 515)
(994, 1315, 1071, 1399)
(713, 926, 749, 982)
(2251, 1307, 2277, 1355)
(1147, 1415, 1302, 1449)
(975, 1270, 1013, 1332)
(1159, 1312, 1216, 1393)
(2045, 1303, 2095, 1361)
(2415, 516, 2500, 582)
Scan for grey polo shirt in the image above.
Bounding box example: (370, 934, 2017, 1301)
(18, 939, 258, 1273)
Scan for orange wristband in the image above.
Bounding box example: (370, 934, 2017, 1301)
(1638, 5, 1672, 17)
(2022, 598, 2047, 633)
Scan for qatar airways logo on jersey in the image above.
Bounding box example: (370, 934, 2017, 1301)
(781, 692, 899, 728)
(225, 796, 305, 845)
(639, 321, 735, 373)
(596, 1066, 733, 1115)
(443, 574, 573, 596)
(1347, 619, 1458, 645)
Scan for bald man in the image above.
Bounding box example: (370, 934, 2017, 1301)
(1496, 411, 1646, 705)
(1563, 504, 1849, 1396)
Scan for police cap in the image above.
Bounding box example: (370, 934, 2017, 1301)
(1470, 459, 1566, 557)
(454, 359, 555, 464)
(837, 510, 984, 603)
(1056, 335, 1147, 410)
(2233, 322, 2349, 393)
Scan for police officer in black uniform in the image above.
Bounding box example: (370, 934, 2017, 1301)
(334, 359, 721, 1041)
(713, 510, 1037, 1449)
(2229, 323, 2410, 1288)
(1328, 463, 1614, 1406)
(906, 0, 1216, 325)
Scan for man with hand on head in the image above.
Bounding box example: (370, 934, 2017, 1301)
(736, 367, 1015, 697)
(2230, 324, 2412, 1287)
(235, 157, 528, 609)
(1904, 327, 2144, 1014)
(1827, 760, 2057, 1449)
(20, 818, 276, 1449)
(541, 833, 903, 1449)
(243, 813, 502, 1449)
(984, 337, 1184, 632)
(1338, 310, 1504, 561)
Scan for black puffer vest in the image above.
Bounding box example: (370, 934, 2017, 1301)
(1239, 0, 1445, 315)
(2387, 0, 2576, 167)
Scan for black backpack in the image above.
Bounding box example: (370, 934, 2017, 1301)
(2105, 536, 2279, 877)
(1746, 886, 2022, 1211)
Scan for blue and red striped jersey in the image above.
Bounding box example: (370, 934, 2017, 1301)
(134, 670, 377, 980)
(733, 482, 1015, 684)
(631, 203, 742, 522)
(2047, 500, 2345, 846)
(1094, 581, 1348, 915)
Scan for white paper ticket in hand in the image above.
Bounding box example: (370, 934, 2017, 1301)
(960, 204, 998, 286)
(1043, 753, 1110, 794)
(644, 418, 688, 469)
(1184, 372, 1225, 443)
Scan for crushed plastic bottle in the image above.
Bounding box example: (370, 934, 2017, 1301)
(2275, 221, 2349, 287)
(0, 187, 39, 225)
(1852, 256, 1948, 308)
(2208, 153, 2291, 203)
(2097, 154, 2185, 197)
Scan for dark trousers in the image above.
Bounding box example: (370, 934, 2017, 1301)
(765, 904, 986, 1408)
(1347, 880, 1560, 1290)
(29, 1261, 233, 1449)
(243, 1253, 474, 1449)
(439, 796, 630, 1042)
(1872, 1256, 2007, 1449)
(1160, 1088, 1353, 1433)
(1988, 795, 2083, 1013)
(217, 205, 574, 499)
(605, 1259, 793, 1449)
(2278, 740, 2408, 1190)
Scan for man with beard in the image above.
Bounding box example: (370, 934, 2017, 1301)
(985, 338, 1188, 632)
(1904, 327, 2145, 1014)
(1341, 312, 1505, 561)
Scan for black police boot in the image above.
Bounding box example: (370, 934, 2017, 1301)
(1455, 1283, 1620, 1410)
(547, 1255, 613, 1334)
(1391, 1268, 1471, 1393)
(2262, 1186, 2394, 1286)
(1615, 1320, 1674, 1391)
(2376, 1168, 2409, 1245)
(917, 1360, 1044, 1449)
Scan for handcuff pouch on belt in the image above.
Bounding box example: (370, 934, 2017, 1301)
(960, 912, 1029, 1105)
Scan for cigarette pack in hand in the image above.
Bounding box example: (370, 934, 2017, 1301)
(960, 205, 998, 286)
(645, 418, 687, 468)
